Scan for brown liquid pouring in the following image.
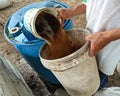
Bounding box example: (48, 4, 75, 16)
(35, 11, 79, 59)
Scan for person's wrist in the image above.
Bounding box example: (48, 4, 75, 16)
(72, 2, 86, 16)
(70, 8, 76, 17)
(106, 29, 120, 41)
(105, 30, 115, 42)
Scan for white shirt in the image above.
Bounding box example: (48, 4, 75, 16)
(86, 0, 120, 75)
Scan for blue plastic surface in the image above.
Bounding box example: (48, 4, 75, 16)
(4, 1, 74, 85)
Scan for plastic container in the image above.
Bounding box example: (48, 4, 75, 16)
(0, 0, 10, 9)
(4, 1, 74, 85)
(23, 7, 73, 41)
(23, 7, 61, 39)
(40, 28, 100, 96)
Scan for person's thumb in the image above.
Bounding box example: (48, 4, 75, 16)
(86, 35, 95, 57)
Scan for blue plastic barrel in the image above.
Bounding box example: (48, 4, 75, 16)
(4, 1, 74, 85)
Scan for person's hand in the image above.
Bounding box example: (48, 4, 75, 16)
(56, 8, 74, 25)
(86, 32, 111, 57)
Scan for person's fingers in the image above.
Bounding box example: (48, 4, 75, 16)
(56, 8, 64, 16)
(56, 8, 62, 12)
(61, 17, 65, 26)
(57, 15, 61, 19)
(56, 8, 62, 18)
(86, 35, 95, 57)
(89, 45, 95, 57)
(86, 34, 92, 41)
(56, 9, 64, 26)
(88, 42, 95, 57)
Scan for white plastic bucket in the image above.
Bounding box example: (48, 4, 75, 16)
(40, 28, 100, 96)
(0, 0, 10, 9)
(23, 7, 60, 39)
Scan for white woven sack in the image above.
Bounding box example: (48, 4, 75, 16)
(94, 87, 120, 96)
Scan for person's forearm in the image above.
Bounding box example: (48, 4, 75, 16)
(107, 28, 120, 41)
(71, 2, 86, 16)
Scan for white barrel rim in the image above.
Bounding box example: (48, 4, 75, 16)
(24, 7, 60, 39)
(31, 7, 59, 39)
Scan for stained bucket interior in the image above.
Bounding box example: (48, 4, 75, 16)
(40, 28, 89, 60)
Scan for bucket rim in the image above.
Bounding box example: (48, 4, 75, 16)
(26, 7, 60, 39)
(40, 41, 89, 62)
(40, 42, 89, 71)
